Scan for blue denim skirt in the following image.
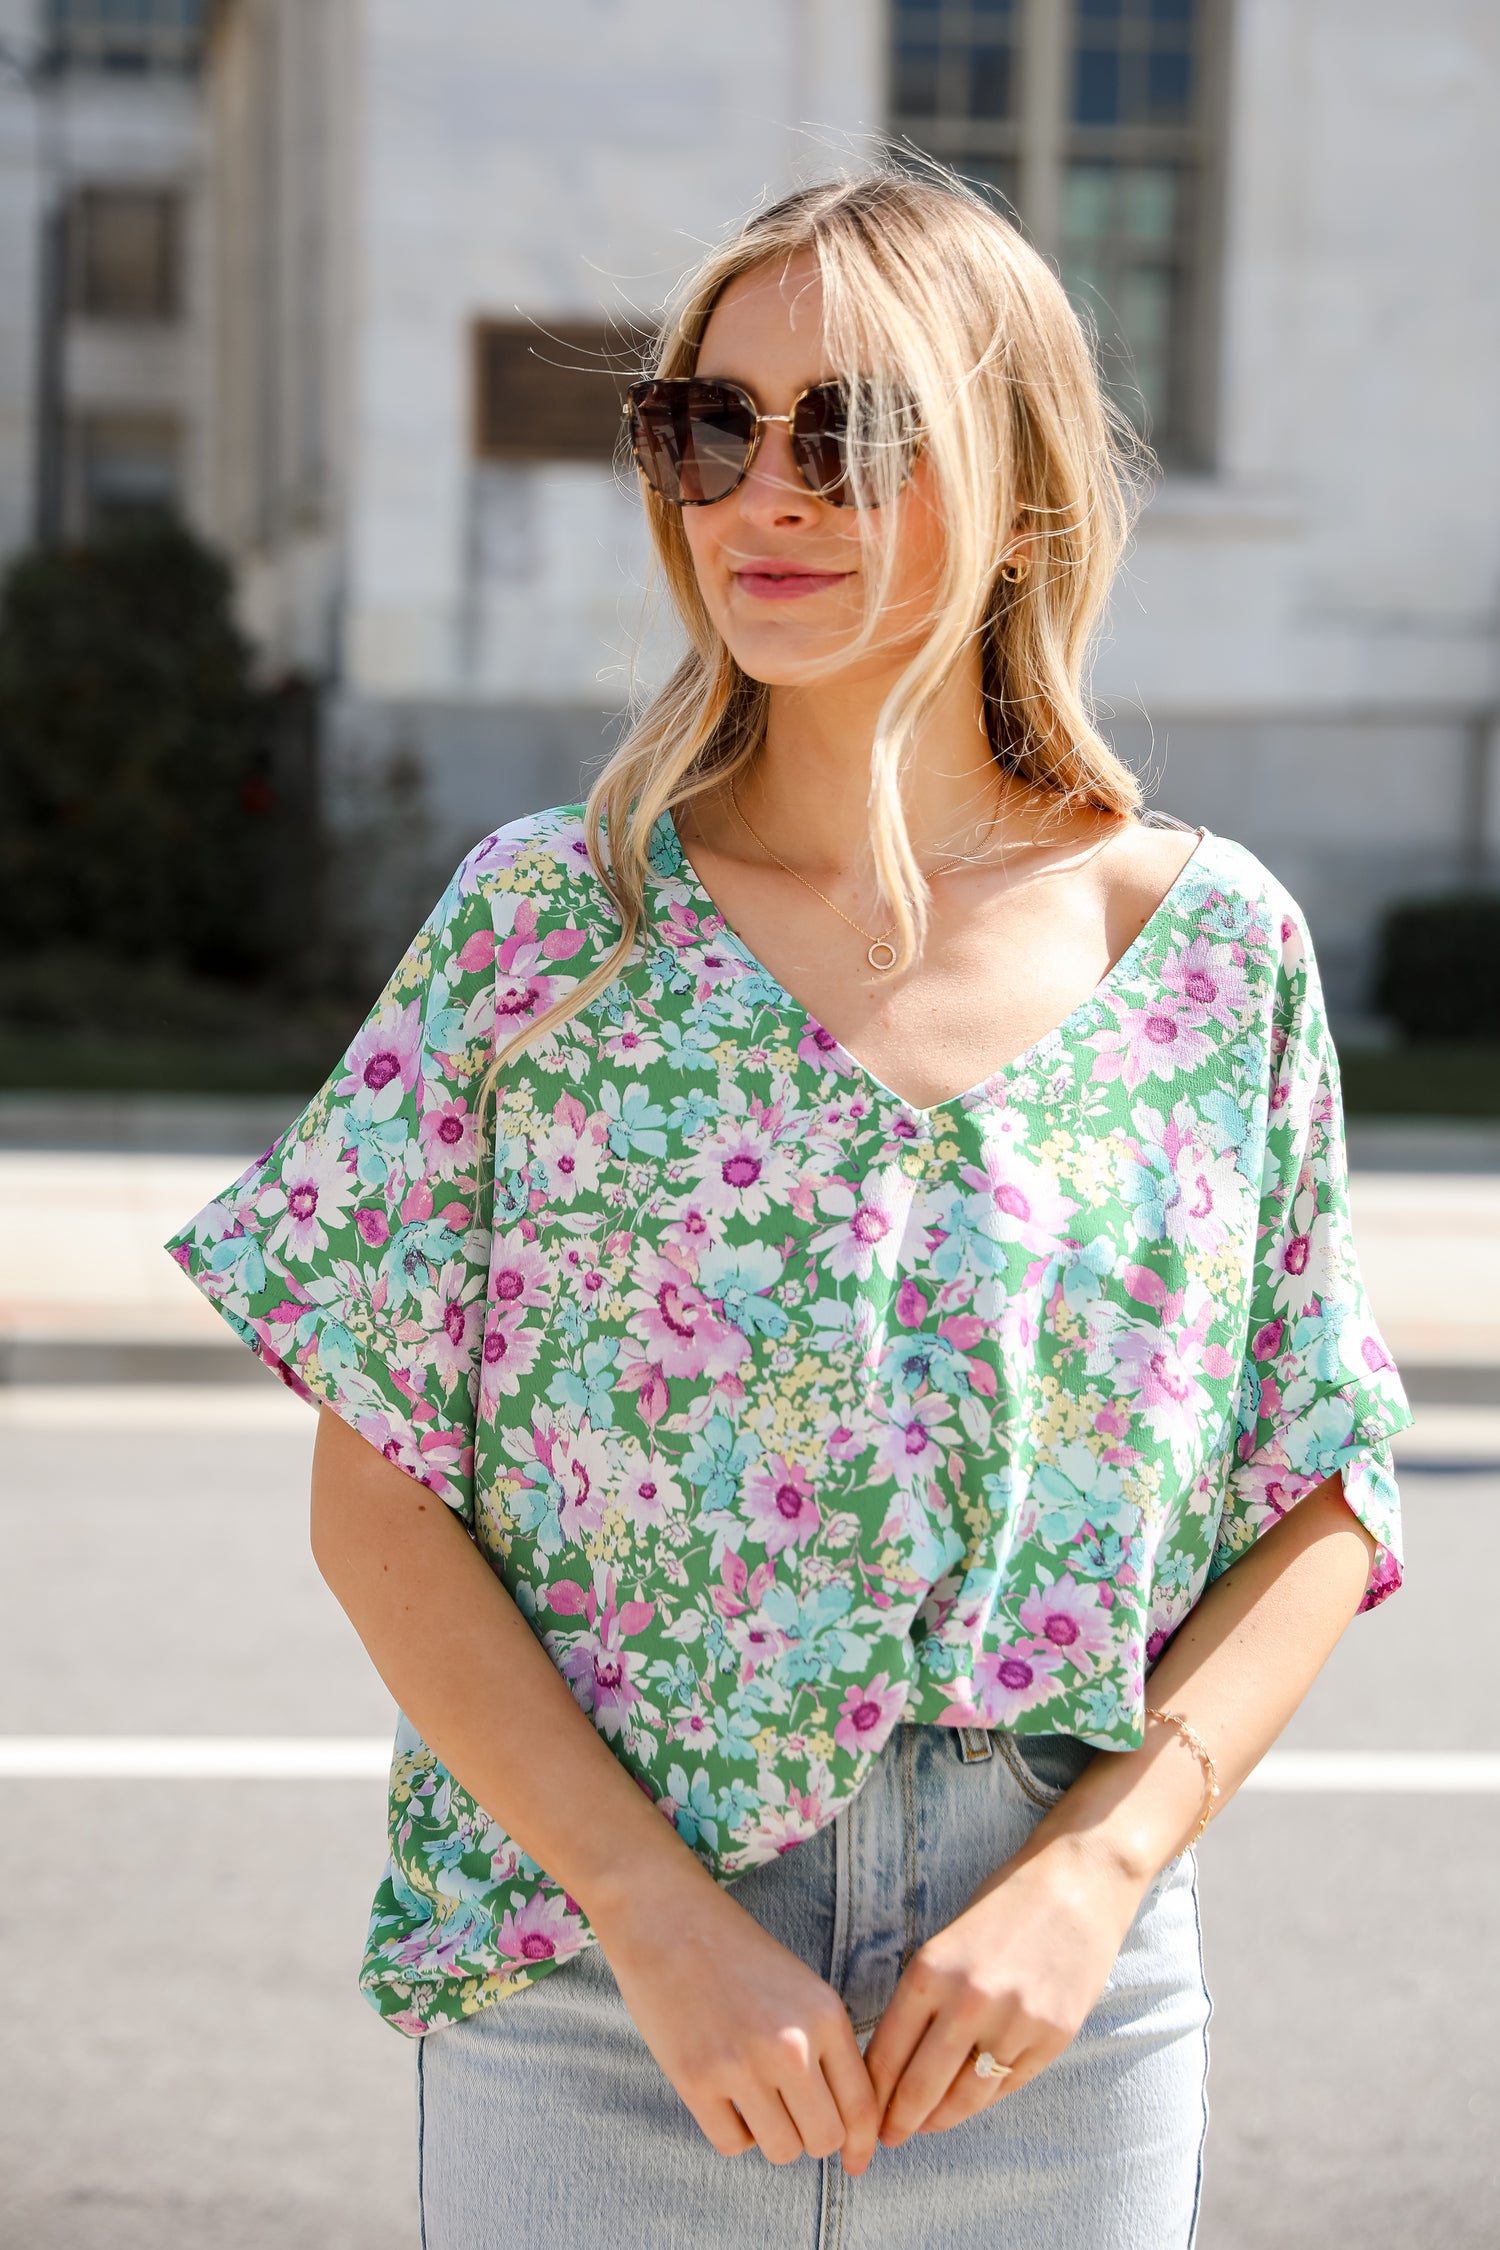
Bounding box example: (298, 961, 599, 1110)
(416, 1723, 1212, 2249)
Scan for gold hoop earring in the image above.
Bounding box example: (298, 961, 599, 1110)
(999, 557, 1029, 583)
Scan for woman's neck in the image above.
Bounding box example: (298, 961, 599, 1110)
(733, 653, 1037, 877)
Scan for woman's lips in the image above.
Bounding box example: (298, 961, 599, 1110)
(733, 568, 851, 603)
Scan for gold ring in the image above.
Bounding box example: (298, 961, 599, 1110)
(972, 2049, 1013, 2082)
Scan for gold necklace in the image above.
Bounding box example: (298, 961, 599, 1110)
(726, 777, 990, 975)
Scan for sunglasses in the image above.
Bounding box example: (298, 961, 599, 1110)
(623, 376, 920, 509)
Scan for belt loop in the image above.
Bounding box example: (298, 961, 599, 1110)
(956, 1726, 994, 1765)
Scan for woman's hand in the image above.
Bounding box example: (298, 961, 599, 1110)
(863, 1835, 1147, 2146)
(592, 1864, 882, 2173)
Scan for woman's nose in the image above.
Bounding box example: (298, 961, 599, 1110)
(737, 421, 818, 522)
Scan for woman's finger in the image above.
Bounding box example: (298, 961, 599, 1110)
(776, 2061, 849, 2164)
(819, 2035, 881, 2174)
(730, 2084, 805, 2168)
(916, 2041, 1036, 2135)
(861, 1981, 934, 2122)
(878, 2014, 992, 2145)
(693, 2094, 757, 2158)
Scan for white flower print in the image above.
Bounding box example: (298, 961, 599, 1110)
(267, 1134, 354, 1263)
(811, 1163, 917, 1282)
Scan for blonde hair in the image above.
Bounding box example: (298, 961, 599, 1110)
(484, 158, 1146, 1089)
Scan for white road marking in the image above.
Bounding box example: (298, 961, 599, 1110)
(1, 1739, 1498, 1789)
(0, 1383, 308, 1431)
(1238, 1751, 1500, 1792)
(0, 1737, 390, 1777)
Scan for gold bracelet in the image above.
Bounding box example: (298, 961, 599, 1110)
(1145, 1704, 1221, 1852)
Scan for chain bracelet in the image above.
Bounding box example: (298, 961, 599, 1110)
(1144, 1704, 1222, 1852)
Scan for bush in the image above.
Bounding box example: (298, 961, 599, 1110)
(0, 519, 315, 983)
(1372, 891, 1500, 1043)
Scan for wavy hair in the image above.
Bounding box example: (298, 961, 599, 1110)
(482, 157, 1146, 1090)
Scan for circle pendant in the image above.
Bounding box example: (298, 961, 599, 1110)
(867, 938, 898, 972)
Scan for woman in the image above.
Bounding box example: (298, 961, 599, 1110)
(168, 167, 1411, 2248)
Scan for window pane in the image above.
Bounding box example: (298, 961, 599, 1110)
(894, 37, 942, 116)
(1074, 48, 1120, 125)
(890, 1, 1022, 179)
(967, 42, 1014, 121)
(70, 189, 179, 320)
(46, 0, 207, 73)
(1071, 0, 1196, 129)
(1062, 157, 1190, 442)
(73, 414, 180, 533)
(1122, 164, 1177, 244)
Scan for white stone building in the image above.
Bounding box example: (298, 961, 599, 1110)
(0, 2, 207, 550)
(2, 0, 1497, 1011)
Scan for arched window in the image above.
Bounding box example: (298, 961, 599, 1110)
(890, 0, 1226, 467)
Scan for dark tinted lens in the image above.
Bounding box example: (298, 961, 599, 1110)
(793, 381, 920, 507)
(629, 380, 757, 505)
(790, 383, 851, 503)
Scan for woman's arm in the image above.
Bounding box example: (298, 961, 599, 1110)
(308, 1404, 881, 2170)
(865, 1471, 1377, 2144)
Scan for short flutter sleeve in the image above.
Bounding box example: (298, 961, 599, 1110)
(1210, 905, 1412, 1611)
(165, 824, 584, 1526)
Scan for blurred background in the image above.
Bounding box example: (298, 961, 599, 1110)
(0, 4, 1496, 2247)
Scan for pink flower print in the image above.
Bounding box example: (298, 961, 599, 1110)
(350, 1405, 459, 1503)
(1230, 1454, 1308, 1527)
(337, 1000, 423, 1103)
(1092, 997, 1213, 1091)
(551, 1572, 656, 1738)
(491, 898, 588, 1036)
(833, 1671, 907, 1758)
(495, 1890, 588, 1968)
(871, 1390, 956, 1487)
(1119, 999, 1213, 1086)
(724, 1603, 790, 1682)
(660, 1196, 715, 1263)
(552, 1418, 613, 1545)
(478, 1305, 542, 1410)
(798, 1020, 854, 1076)
(1160, 936, 1249, 1029)
(1016, 1571, 1113, 1679)
(811, 1164, 914, 1283)
(488, 1227, 551, 1313)
(742, 1454, 822, 1556)
(269, 1134, 354, 1263)
(941, 1640, 1067, 1727)
(534, 1098, 605, 1205)
(355, 1206, 390, 1248)
(1359, 1331, 1397, 1377)
(617, 1444, 686, 1530)
(1110, 1324, 1213, 1456)
(418, 1259, 486, 1387)
(960, 1138, 1077, 1256)
(687, 1116, 796, 1225)
(748, 1791, 828, 1855)
(625, 1247, 749, 1382)
(419, 1096, 481, 1179)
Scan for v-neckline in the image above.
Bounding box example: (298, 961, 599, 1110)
(655, 810, 1213, 1122)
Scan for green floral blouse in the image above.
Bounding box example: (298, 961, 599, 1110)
(167, 802, 1411, 2037)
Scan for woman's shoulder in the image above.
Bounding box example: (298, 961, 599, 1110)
(1119, 811, 1315, 963)
(428, 800, 627, 934)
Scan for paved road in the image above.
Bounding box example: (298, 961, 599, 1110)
(1, 1394, 1495, 2249)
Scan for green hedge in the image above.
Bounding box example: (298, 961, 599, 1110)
(1373, 891, 1500, 1043)
(0, 520, 324, 985)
